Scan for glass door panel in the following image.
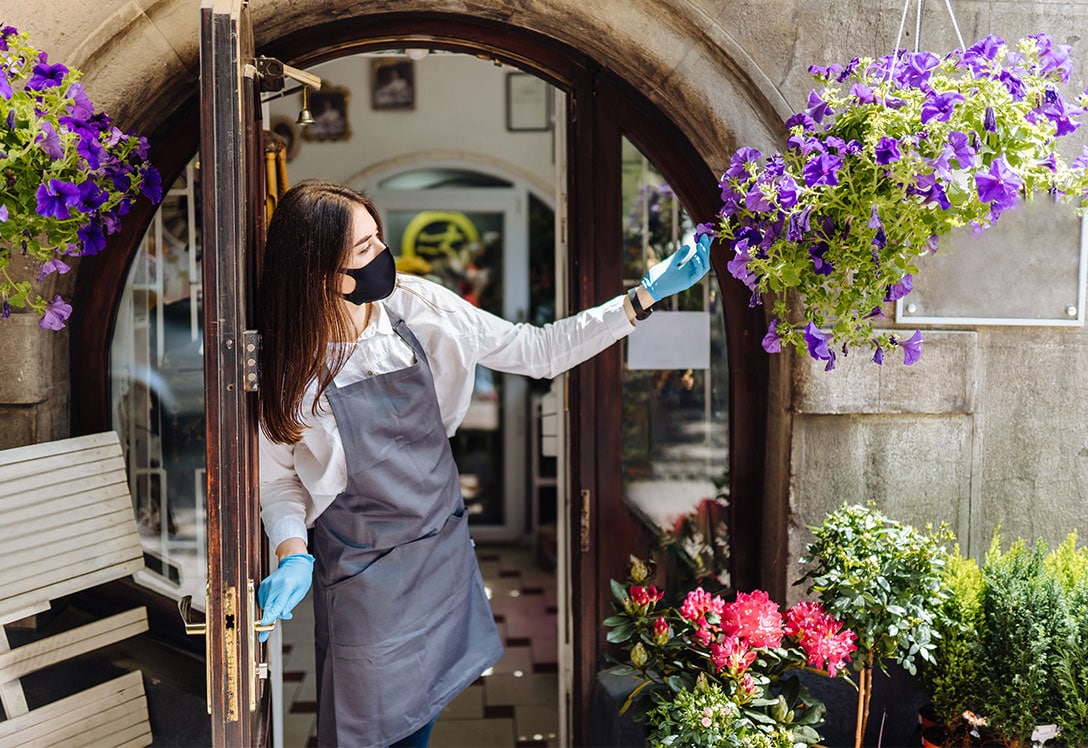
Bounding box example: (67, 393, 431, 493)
(386, 207, 507, 526)
(110, 159, 208, 609)
(619, 136, 731, 586)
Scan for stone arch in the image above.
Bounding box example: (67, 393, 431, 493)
(11, 1, 789, 173)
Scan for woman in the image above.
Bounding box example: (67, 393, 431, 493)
(256, 180, 710, 747)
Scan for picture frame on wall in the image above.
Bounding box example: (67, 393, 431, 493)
(371, 58, 415, 110)
(505, 72, 551, 132)
(301, 85, 351, 142)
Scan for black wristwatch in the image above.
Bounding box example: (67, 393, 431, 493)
(628, 287, 654, 321)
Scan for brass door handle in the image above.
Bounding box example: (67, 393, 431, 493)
(178, 594, 207, 635)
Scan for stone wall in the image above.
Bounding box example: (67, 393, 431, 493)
(3, 0, 1088, 598)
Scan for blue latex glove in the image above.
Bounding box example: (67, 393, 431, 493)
(257, 553, 315, 642)
(640, 233, 713, 302)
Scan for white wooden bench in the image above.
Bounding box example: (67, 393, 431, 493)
(0, 431, 153, 748)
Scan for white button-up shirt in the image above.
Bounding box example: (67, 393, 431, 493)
(259, 274, 635, 550)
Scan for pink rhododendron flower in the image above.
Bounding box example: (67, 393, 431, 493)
(785, 600, 857, 677)
(680, 587, 726, 626)
(722, 589, 783, 648)
(693, 625, 714, 647)
(710, 635, 757, 676)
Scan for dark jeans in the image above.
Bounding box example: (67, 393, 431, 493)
(389, 716, 438, 748)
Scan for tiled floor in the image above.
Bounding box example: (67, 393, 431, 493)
(279, 544, 560, 748)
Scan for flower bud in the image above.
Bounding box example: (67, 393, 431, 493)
(652, 616, 670, 645)
(628, 556, 652, 584)
(630, 642, 649, 669)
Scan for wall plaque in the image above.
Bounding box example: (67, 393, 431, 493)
(896, 196, 1087, 326)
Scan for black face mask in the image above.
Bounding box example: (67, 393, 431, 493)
(340, 248, 396, 305)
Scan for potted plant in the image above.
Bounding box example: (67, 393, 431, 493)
(796, 502, 953, 748)
(1048, 531, 1088, 746)
(705, 33, 1088, 368)
(913, 531, 1088, 748)
(917, 545, 985, 746)
(603, 556, 857, 746)
(0, 25, 161, 329)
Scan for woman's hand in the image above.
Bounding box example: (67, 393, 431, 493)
(257, 552, 315, 642)
(640, 233, 712, 301)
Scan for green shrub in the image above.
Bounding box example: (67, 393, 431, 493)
(978, 534, 1070, 748)
(1047, 532, 1088, 745)
(920, 545, 984, 732)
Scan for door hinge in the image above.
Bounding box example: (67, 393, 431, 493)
(579, 489, 591, 552)
(243, 330, 260, 392)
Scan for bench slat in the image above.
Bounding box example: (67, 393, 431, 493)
(0, 464, 129, 505)
(0, 478, 130, 532)
(0, 432, 120, 468)
(0, 559, 145, 627)
(0, 608, 148, 682)
(0, 525, 142, 591)
(38, 697, 149, 748)
(2, 508, 137, 558)
(0, 443, 123, 484)
(0, 670, 145, 743)
(0, 487, 134, 544)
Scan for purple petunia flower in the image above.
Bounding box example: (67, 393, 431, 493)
(850, 83, 875, 104)
(920, 91, 965, 124)
(803, 323, 836, 370)
(65, 82, 95, 119)
(947, 131, 975, 169)
(872, 343, 884, 366)
(695, 222, 717, 242)
(77, 221, 107, 255)
(808, 63, 844, 81)
(807, 90, 834, 124)
(0, 69, 11, 101)
(77, 181, 107, 212)
(761, 319, 782, 354)
(745, 184, 772, 212)
(727, 246, 756, 290)
(1072, 145, 1088, 170)
(809, 242, 833, 275)
(802, 152, 843, 187)
(999, 70, 1026, 101)
(777, 175, 799, 210)
(1, 298, 9, 320)
(983, 106, 997, 133)
(875, 137, 901, 165)
(885, 274, 913, 302)
(76, 132, 106, 170)
(0, 204, 7, 222)
(899, 330, 924, 365)
(26, 62, 68, 91)
(36, 121, 64, 160)
(139, 166, 162, 203)
(975, 156, 1023, 219)
(35, 179, 82, 220)
(725, 147, 762, 179)
(1031, 33, 1073, 83)
(785, 112, 816, 132)
(869, 206, 886, 251)
(910, 173, 951, 210)
(961, 35, 1004, 75)
(1026, 90, 1082, 137)
(787, 134, 826, 157)
(786, 205, 814, 242)
(39, 295, 73, 331)
(36, 257, 71, 282)
(897, 51, 940, 88)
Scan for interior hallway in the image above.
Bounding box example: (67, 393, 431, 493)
(278, 543, 560, 747)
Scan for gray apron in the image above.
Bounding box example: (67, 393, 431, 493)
(312, 314, 503, 747)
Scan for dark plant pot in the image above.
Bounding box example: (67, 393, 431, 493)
(921, 725, 944, 748)
(918, 702, 939, 731)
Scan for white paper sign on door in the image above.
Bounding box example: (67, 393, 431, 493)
(626, 311, 710, 370)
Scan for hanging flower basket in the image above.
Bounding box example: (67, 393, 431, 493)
(709, 33, 1088, 369)
(0, 26, 162, 330)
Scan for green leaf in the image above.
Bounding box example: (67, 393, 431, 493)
(606, 623, 634, 643)
(610, 579, 628, 603)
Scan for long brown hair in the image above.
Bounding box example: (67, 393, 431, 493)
(257, 180, 385, 444)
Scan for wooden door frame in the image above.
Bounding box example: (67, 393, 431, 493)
(69, 12, 767, 745)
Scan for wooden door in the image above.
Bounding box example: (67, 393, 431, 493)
(198, 0, 270, 744)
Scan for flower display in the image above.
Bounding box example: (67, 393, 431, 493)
(604, 558, 857, 745)
(710, 33, 1088, 368)
(0, 26, 161, 330)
